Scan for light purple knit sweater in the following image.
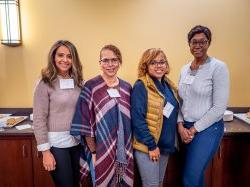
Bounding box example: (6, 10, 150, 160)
(33, 78, 81, 146)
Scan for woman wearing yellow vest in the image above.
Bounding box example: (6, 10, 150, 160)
(131, 48, 179, 187)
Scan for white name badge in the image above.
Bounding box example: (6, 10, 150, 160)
(107, 88, 121, 98)
(183, 74, 195, 85)
(59, 79, 74, 89)
(163, 102, 174, 118)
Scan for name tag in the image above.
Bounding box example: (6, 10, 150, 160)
(107, 88, 121, 98)
(183, 74, 195, 85)
(59, 79, 74, 89)
(163, 102, 174, 118)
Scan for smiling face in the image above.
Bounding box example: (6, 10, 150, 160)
(54, 45, 72, 76)
(147, 52, 168, 81)
(189, 33, 209, 60)
(100, 49, 120, 78)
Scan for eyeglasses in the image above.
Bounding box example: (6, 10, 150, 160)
(189, 40, 208, 47)
(100, 58, 119, 65)
(148, 60, 167, 66)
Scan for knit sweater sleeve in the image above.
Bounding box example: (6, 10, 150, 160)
(177, 98, 184, 123)
(194, 62, 230, 132)
(33, 80, 50, 150)
(177, 72, 184, 123)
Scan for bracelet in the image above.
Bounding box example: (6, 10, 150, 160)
(91, 151, 96, 154)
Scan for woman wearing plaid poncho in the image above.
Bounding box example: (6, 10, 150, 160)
(71, 44, 134, 187)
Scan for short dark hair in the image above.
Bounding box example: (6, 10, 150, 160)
(188, 25, 212, 45)
(100, 44, 122, 64)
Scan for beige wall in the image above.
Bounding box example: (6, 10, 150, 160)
(0, 0, 249, 107)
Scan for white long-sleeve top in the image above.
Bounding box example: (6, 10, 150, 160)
(178, 57, 230, 132)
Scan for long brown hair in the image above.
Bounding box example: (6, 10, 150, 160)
(41, 40, 83, 87)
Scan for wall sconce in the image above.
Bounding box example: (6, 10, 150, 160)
(0, 0, 21, 46)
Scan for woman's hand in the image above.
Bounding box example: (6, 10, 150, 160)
(178, 122, 193, 144)
(188, 126, 197, 137)
(42, 150, 56, 171)
(149, 147, 160, 162)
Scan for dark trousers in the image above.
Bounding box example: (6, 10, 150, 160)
(182, 120, 224, 187)
(50, 144, 81, 187)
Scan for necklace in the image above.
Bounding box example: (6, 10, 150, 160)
(191, 56, 208, 70)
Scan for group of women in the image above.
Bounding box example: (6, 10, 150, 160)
(33, 25, 229, 187)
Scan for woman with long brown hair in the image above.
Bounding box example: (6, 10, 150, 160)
(33, 40, 83, 187)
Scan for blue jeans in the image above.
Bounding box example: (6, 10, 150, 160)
(182, 120, 224, 187)
(134, 150, 169, 187)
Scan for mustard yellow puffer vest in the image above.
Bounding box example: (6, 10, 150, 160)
(133, 74, 178, 153)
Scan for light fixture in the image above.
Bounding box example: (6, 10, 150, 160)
(0, 0, 21, 46)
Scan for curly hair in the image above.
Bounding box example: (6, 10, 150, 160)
(137, 48, 170, 78)
(41, 40, 83, 88)
(99, 44, 122, 64)
(188, 25, 212, 45)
